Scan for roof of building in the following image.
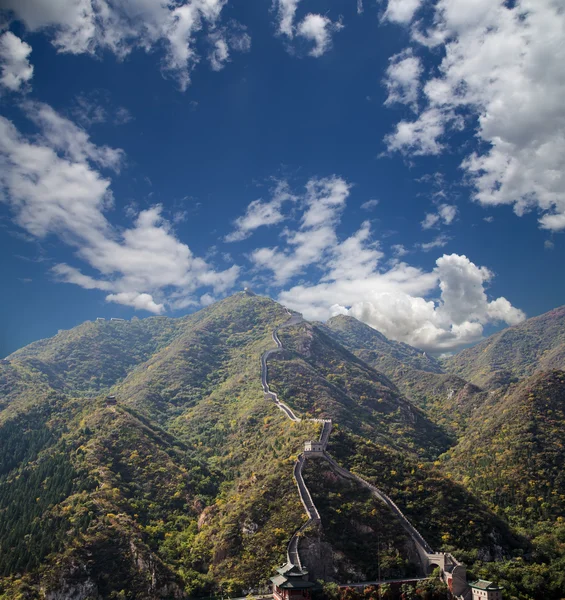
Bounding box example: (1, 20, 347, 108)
(276, 562, 308, 577)
(470, 580, 504, 590)
(271, 562, 314, 589)
(270, 575, 315, 589)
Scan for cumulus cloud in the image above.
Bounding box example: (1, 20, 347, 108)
(243, 175, 523, 352)
(275, 0, 300, 37)
(281, 253, 525, 351)
(105, 292, 165, 313)
(0, 105, 239, 313)
(0, 0, 240, 90)
(273, 0, 343, 57)
(384, 0, 565, 230)
(297, 14, 343, 57)
(225, 180, 297, 242)
(421, 203, 457, 229)
(383, 49, 421, 110)
(0, 32, 33, 91)
(383, 0, 424, 24)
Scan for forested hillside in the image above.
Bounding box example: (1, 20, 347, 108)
(1, 294, 564, 600)
(443, 306, 565, 388)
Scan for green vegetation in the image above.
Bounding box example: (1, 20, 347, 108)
(1, 295, 565, 599)
(443, 305, 565, 388)
(271, 322, 451, 459)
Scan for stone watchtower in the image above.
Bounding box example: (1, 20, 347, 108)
(470, 580, 503, 600)
(304, 440, 325, 457)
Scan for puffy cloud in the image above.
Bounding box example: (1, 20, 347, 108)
(421, 203, 457, 229)
(384, 0, 565, 230)
(274, 0, 300, 37)
(273, 0, 343, 57)
(0, 0, 238, 90)
(281, 253, 524, 351)
(246, 176, 523, 352)
(105, 292, 165, 313)
(0, 32, 33, 92)
(0, 105, 239, 313)
(209, 35, 229, 71)
(208, 25, 251, 71)
(296, 14, 343, 58)
(225, 180, 297, 242)
(383, 49, 421, 110)
(383, 0, 424, 24)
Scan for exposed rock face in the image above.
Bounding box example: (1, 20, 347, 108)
(300, 532, 335, 581)
(44, 579, 100, 600)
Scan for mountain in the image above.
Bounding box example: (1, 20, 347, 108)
(1, 294, 564, 600)
(322, 316, 486, 435)
(443, 305, 565, 389)
(322, 315, 442, 377)
(442, 370, 565, 525)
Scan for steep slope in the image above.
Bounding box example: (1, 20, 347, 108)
(444, 306, 565, 388)
(2, 293, 563, 600)
(7, 316, 180, 395)
(0, 294, 318, 597)
(442, 370, 565, 526)
(270, 319, 451, 458)
(322, 315, 486, 435)
(322, 315, 442, 376)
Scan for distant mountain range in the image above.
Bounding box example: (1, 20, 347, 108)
(1, 294, 564, 599)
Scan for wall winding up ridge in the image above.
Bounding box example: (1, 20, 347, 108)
(261, 308, 471, 598)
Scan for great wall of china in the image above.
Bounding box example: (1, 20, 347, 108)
(260, 309, 471, 600)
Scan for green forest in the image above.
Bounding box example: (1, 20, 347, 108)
(1, 293, 564, 600)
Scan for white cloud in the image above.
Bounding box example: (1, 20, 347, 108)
(0, 106, 239, 313)
(384, 0, 565, 230)
(361, 199, 379, 211)
(0, 32, 33, 91)
(391, 243, 408, 257)
(418, 234, 450, 252)
(25, 101, 124, 171)
(384, 108, 457, 156)
(297, 14, 343, 58)
(105, 292, 165, 313)
(209, 35, 229, 71)
(208, 25, 251, 71)
(251, 176, 351, 284)
(383, 0, 423, 24)
(421, 203, 457, 229)
(273, 0, 343, 57)
(280, 253, 524, 351)
(0, 0, 238, 90)
(225, 180, 297, 242)
(274, 0, 300, 37)
(244, 175, 523, 352)
(384, 49, 421, 110)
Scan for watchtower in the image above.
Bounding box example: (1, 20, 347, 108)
(304, 441, 325, 456)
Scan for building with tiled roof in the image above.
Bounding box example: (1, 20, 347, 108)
(271, 563, 315, 600)
(470, 579, 503, 600)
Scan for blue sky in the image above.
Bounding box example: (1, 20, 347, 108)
(0, 0, 563, 357)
